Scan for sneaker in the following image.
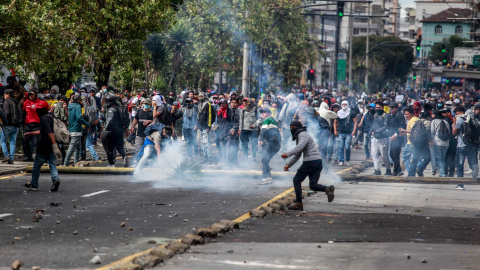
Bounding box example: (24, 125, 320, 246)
(23, 157, 34, 162)
(417, 171, 424, 177)
(345, 162, 350, 166)
(373, 170, 381, 175)
(325, 185, 335, 202)
(24, 182, 38, 191)
(123, 157, 128, 167)
(455, 184, 465, 190)
(107, 164, 114, 168)
(432, 170, 437, 176)
(287, 202, 303, 211)
(397, 171, 404, 176)
(384, 169, 392, 176)
(338, 162, 344, 166)
(7, 159, 14, 164)
(465, 170, 472, 175)
(50, 180, 60, 192)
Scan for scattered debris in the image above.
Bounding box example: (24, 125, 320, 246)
(303, 221, 307, 224)
(415, 209, 423, 213)
(317, 245, 321, 248)
(11, 260, 23, 270)
(120, 222, 126, 227)
(147, 240, 156, 244)
(49, 231, 54, 235)
(50, 202, 61, 206)
(93, 248, 98, 253)
(183, 219, 189, 222)
(56, 221, 60, 224)
(250, 209, 267, 218)
(73, 231, 79, 235)
(90, 255, 101, 264)
(182, 234, 205, 245)
(32, 266, 41, 270)
(129, 228, 133, 231)
(328, 241, 334, 244)
(14, 237, 22, 240)
(407, 255, 411, 259)
(421, 258, 428, 263)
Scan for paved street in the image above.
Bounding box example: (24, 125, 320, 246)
(1, 146, 479, 269)
(161, 182, 480, 270)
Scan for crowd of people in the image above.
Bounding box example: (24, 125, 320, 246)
(4, 74, 479, 192)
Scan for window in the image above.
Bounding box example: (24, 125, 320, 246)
(435, 25, 442, 34)
(455, 25, 463, 35)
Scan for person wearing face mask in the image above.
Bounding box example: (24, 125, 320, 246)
(371, 100, 392, 175)
(22, 90, 43, 161)
(336, 101, 358, 166)
(351, 99, 365, 149)
(280, 121, 335, 211)
(182, 98, 198, 157)
(131, 98, 154, 164)
(24, 100, 62, 192)
(195, 92, 216, 164)
(388, 102, 406, 176)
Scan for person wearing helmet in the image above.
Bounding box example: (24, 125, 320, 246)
(102, 93, 128, 167)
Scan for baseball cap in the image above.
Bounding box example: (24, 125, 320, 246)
(4, 89, 14, 95)
(173, 101, 180, 106)
(454, 99, 460, 104)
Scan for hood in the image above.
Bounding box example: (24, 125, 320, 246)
(68, 102, 81, 110)
(319, 102, 338, 123)
(286, 93, 297, 104)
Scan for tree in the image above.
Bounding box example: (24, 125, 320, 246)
(428, 35, 474, 63)
(351, 35, 414, 91)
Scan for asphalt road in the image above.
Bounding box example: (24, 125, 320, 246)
(160, 182, 480, 270)
(0, 169, 296, 269)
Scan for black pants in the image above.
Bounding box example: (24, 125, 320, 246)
(81, 129, 88, 160)
(102, 131, 126, 165)
(293, 160, 327, 203)
(262, 142, 280, 178)
(445, 145, 456, 177)
(390, 138, 403, 174)
(23, 123, 40, 159)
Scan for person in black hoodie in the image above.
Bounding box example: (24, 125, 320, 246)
(102, 94, 127, 167)
(1, 89, 20, 164)
(388, 102, 406, 176)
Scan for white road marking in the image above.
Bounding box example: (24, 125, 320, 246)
(81, 190, 110, 198)
(0, 213, 13, 218)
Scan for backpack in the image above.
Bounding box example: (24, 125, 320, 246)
(437, 120, 450, 141)
(53, 102, 68, 122)
(53, 117, 70, 144)
(84, 105, 99, 126)
(118, 104, 130, 129)
(7, 99, 22, 126)
(461, 116, 480, 145)
(410, 120, 429, 148)
(158, 104, 173, 126)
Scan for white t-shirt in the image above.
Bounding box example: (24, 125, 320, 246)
(131, 96, 139, 117)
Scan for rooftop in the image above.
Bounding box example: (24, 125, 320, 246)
(421, 8, 473, 23)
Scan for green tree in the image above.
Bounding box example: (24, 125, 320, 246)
(351, 35, 414, 91)
(428, 35, 474, 63)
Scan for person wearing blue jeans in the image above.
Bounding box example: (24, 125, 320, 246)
(408, 146, 431, 177)
(336, 133, 352, 165)
(402, 143, 413, 172)
(24, 101, 62, 191)
(1, 126, 19, 164)
(452, 106, 479, 189)
(336, 101, 357, 166)
(86, 132, 99, 161)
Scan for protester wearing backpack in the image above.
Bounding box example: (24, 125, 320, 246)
(102, 94, 128, 167)
(2, 89, 21, 164)
(407, 111, 432, 177)
(452, 106, 479, 189)
(63, 93, 90, 166)
(431, 110, 451, 177)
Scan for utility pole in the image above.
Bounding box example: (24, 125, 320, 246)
(365, 2, 370, 89)
(334, 1, 344, 90)
(348, 2, 353, 90)
(241, 42, 249, 97)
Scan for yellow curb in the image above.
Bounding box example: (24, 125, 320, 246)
(0, 172, 27, 180)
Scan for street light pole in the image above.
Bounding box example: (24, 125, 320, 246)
(348, 2, 354, 90)
(365, 3, 370, 89)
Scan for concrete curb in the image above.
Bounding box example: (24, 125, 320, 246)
(0, 168, 26, 176)
(340, 174, 480, 185)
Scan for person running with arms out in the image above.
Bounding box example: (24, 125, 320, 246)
(281, 121, 335, 211)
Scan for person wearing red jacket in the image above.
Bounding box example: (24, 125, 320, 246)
(22, 91, 43, 161)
